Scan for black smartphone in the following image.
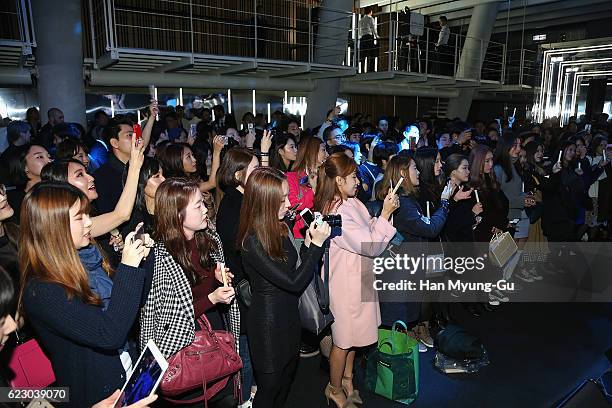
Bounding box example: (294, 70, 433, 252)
(300, 208, 314, 227)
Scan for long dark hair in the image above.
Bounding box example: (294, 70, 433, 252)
(158, 143, 194, 179)
(125, 157, 162, 213)
(469, 144, 498, 192)
(56, 138, 89, 162)
(269, 133, 296, 172)
(217, 147, 257, 191)
(494, 134, 522, 182)
(154, 178, 216, 284)
(237, 167, 288, 261)
(7, 144, 48, 187)
(415, 147, 441, 187)
(415, 147, 442, 204)
(0, 266, 14, 318)
(523, 140, 546, 176)
(443, 153, 468, 180)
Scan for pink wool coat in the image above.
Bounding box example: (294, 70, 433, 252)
(325, 198, 396, 349)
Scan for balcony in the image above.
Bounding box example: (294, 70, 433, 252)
(0, 0, 35, 69)
(84, 0, 355, 80)
(343, 15, 507, 91)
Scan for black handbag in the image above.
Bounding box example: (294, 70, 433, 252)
(235, 278, 252, 308)
(299, 244, 334, 335)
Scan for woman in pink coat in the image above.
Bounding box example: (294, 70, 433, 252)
(315, 153, 400, 408)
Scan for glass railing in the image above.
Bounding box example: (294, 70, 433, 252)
(505, 48, 539, 87)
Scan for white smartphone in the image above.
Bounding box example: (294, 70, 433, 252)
(300, 208, 315, 227)
(113, 340, 168, 407)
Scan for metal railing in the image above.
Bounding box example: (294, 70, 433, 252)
(0, 0, 36, 49)
(348, 15, 506, 82)
(504, 48, 538, 87)
(89, 0, 354, 67)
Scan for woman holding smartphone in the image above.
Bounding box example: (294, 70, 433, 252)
(40, 132, 144, 239)
(286, 136, 329, 242)
(140, 177, 234, 347)
(314, 153, 399, 408)
(237, 167, 330, 408)
(20, 182, 153, 408)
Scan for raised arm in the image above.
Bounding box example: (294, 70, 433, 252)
(140, 101, 158, 150)
(198, 135, 224, 192)
(259, 130, 272, 167)
(91, 134, 145, 237)
(331, 200, 397, 258)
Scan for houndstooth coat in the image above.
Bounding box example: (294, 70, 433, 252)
(139, 228, 240, 359)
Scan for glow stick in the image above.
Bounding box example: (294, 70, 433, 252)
(426, 201, 431, 218)
(558, 150, 562, 163)
(475, 189, 480, 203)
(578, 162, 581, 170)
(218, 262, 228, 287)
(391, 177, 404, 195)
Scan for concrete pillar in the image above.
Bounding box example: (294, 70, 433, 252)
(446, 1, 500, 120)
(304, 0, 352, 130)
(31, 0, 86, 126)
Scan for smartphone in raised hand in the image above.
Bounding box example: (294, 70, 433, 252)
(133, 123, 142, 146)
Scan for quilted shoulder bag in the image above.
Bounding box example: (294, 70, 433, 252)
(160, 314, 242, 405)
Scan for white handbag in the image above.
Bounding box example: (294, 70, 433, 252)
(489, 231, 518, 268)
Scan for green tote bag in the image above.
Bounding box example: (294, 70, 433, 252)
(365, 320, 420, 405)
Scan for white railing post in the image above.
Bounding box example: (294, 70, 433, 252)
(308, 6, 312, 63)
(189, 0, 194, 55)
(425, 28, 429, 75)
(253, 0, 258, 58)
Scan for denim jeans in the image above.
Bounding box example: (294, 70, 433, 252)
(239, 334, 255, 402)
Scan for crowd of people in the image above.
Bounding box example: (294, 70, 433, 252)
(0, 100, 611, 408)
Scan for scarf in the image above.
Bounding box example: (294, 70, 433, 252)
(78, 245, 113, 311)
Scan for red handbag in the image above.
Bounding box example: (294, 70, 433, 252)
(160, 314, 242, 405)
(8, 332, 55, 388)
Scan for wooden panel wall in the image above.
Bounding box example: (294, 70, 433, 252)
(0, 1, 20, 41)
(89, 0, 321, 61)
